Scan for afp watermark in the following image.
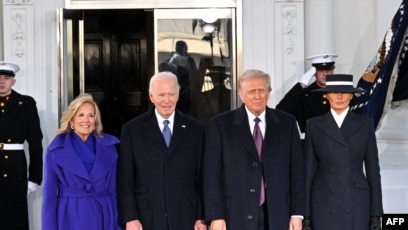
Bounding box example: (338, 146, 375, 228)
(383, 214, 408, 230)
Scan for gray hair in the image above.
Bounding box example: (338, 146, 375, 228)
(149, 71, 181, 92)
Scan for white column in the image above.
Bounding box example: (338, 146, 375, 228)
(272, 0, 305, 106)
(304, 0, 335, 56)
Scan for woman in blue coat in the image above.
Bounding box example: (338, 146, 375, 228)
(42, 93, 121, 230)
(303, 74, 383, 230)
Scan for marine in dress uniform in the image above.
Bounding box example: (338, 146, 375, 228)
(276, 54, 337, 137)
(0, 61, 43, 230)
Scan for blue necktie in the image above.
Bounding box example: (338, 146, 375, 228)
(253, 117, 265, 205)
(162, 120, 171, 147)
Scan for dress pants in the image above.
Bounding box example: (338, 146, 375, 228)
(258, 198, 269, 230)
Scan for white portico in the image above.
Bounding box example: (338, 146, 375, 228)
(1, 0, 407, 229)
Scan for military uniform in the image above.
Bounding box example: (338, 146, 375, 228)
(0, 65, 43, 229)
(276, 82, 329, 133)
(276, 54, 337, 134)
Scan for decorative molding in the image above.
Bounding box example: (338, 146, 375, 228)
(275, 0, 305, 2)
(11, 11, 26, 57)
(282, 7, 297, 54)
(4, 0, 32, 5)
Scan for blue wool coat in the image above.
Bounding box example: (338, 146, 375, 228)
(42, 132, 121, 230)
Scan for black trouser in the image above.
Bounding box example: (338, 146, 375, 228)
(258, 198, 269, 230)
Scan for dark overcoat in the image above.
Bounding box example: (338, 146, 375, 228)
(202, 105, 305, 229)
(0, 90, 43, 230)
(276, 82, 329, 133)
(117, 108, 204, 230)
(304, 111, 383, 230)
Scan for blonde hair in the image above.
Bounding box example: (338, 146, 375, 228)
(57, 93, 103, 136)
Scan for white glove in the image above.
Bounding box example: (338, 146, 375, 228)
(299, 66, 316, 86)
(27, 181, 39, 195)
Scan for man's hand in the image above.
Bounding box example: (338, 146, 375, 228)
(27, 181, 38, 195)
(194, 219, 207, 230)
(289, 216, 303, 230)
(126, 220, 143, 230)
(299, 66, 316, 88)
(210, 219, 226, 230)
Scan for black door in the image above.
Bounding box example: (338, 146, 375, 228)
(67, 9, 154, 138)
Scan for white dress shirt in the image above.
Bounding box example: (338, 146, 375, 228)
(330, 107, 349, 128)
(155, 110, 175, 133)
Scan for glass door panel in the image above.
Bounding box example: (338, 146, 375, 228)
(155, 9, 237, 123)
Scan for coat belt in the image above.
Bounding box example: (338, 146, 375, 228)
(0, 143, 25, 150)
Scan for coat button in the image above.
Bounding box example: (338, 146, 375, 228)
(330, 210, 336, 214)
(252, 162, 258, 167)
(3, 174, 7, 178)
(247, 215, 253, 220)
(250, 189, 256, 193)
(329, 169, 335, 173)
(330, 189, 335, 194)
(4, 155, 8, 159)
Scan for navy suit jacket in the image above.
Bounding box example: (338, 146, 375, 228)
(202, 105, 305, 229)
(117, 108, 204, 230)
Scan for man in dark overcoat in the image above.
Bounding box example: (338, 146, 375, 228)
(276, 54, 337, 137)
(202, 69, 305, 230)
(0, 61, 43, 230)
(117, 71, 207, 230)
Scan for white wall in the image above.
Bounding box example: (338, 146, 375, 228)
(1, 0, 407, 229)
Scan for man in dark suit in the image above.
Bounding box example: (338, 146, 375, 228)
(117, 71, 207, 230)
(0, 61, 43, 230)
(276, 54, 337, 138)
(202, 69, 305, 230)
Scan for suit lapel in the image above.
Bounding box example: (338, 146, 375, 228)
(53, 133, 91, 181)
(316, 112, 348, 147)
(143, 108, 170, 152)
(89, 136, 117, 181)
(233, 106, 260, 162)
(262, 108, 284, 161)
(340, 111, 364, 139)
(168, 111, 188, 151)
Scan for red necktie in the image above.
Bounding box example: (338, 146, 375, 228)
(253, 117, 265, 205)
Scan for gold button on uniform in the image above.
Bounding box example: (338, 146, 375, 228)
(3, 174, 7, 178)
(4, 155, 8, 159)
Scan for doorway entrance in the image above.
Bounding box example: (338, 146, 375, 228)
(59, 9, 154, 137)
(58, 7, 238, 138)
